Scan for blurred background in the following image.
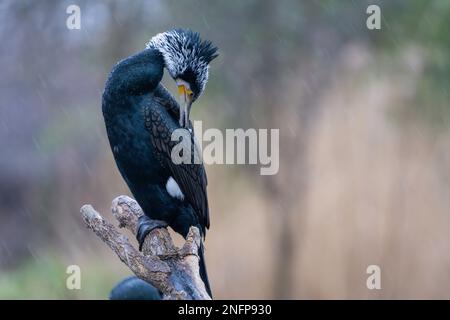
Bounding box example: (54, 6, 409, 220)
(1, 0, 449, 299)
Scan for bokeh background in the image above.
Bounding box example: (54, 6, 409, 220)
(1, 0, 449, 299)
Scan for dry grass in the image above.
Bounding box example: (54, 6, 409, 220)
(206, 46, 450, 299)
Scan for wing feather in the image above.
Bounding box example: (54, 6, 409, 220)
(144, 103, 210, 233)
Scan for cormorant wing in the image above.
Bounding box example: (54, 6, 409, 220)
(144, 102, 210, 233)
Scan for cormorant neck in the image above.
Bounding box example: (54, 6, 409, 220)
(147, 41, 177, 79)
(103, 49, 164, 100)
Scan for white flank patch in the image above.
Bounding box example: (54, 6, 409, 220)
(166, 177, 184, 200)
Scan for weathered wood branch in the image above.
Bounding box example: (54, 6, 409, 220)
(80, 195, 211, 300)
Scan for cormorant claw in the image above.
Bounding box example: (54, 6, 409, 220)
(136, 215, 168, 251)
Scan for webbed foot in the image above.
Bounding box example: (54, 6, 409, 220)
(136, 215, 168, 251)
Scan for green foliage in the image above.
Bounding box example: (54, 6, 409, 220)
(370, 0, 450, 129)
(0, 254, 120, 299)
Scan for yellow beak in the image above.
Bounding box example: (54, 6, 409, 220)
(178, 84, 187, 97)
(177, 84, 193, 128)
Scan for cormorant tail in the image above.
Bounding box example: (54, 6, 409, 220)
(199, 240, 213, 298)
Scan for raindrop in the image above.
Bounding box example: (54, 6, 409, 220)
(32, 135, 41, 151)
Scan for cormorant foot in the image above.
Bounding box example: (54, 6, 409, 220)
(137, 215, 168, 251)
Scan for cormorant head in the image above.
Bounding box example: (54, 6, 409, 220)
(147, 28, 218, 128)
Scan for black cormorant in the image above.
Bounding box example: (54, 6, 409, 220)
(109, 276, 162, 300)
(102, 29, 218, 297)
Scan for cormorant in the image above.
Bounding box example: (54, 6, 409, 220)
(109, 276, 162, 300)
(102, 29, 218, 297)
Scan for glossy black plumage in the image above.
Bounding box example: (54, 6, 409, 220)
(144, 102, 210, 233)
(110, 276, 161, 300)
(102, 47, 211, 295)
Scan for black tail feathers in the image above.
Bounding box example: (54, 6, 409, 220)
(199, 240, 213, 298)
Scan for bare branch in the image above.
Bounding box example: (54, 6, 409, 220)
(80, 196, 211, 300)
